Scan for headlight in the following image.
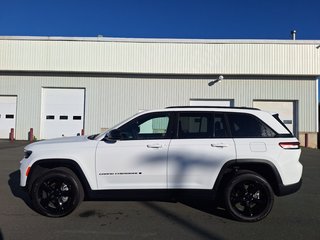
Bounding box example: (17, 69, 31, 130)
(24, 150, 32, 159)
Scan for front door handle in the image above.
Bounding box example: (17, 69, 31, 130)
(147, 144, 162, 149)
(211, 143, 229, 148)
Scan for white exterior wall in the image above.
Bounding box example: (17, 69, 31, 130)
(0, 37, 319, 140)
(0, 74, 316, 140)
(0, 37, 320, 75)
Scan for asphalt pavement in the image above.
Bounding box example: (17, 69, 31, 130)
(0, 140, 319, 240)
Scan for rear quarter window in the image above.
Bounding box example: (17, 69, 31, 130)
(272, 113, 293, 135)
(227, 113, 276, 138)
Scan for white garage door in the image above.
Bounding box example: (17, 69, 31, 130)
(41, 88, 85, 139)
(253, 101, 296, 136)
(0, 96, 17, 139)
(190, 99, 233, 107)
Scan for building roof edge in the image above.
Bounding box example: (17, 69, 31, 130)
(0, 35, 320, 45)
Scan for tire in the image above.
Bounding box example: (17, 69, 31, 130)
(224, 173, 274, 222)
(31, 167, 84, 217)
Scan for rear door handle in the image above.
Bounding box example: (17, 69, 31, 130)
(147, 144, 162, 149)
(211, 143, 229, 148)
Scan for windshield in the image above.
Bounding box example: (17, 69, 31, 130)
(92, 112, 142, 140)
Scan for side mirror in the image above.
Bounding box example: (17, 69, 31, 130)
(105, 129, 121, 141)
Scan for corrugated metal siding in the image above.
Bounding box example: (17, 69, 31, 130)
(0, 39, 320, 75)
(0, 74, 316, 139)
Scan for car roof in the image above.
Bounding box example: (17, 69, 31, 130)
(166, 106, 260, 110)
(138, 106, 262, 115)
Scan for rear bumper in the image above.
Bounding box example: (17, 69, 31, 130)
(277, 178, 302, 196)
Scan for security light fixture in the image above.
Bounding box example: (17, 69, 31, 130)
(208, 75, 224, 86)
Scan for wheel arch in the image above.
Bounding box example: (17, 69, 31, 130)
(213, 159, 284, 197)
(26, 159, 92, 197)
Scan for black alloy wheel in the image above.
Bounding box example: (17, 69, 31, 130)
(31, 168, 84, 217)
(224, 173, 274, 222)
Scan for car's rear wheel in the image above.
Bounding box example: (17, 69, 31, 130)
(31, 167, 84, 217)
(224, 173, 274, 222)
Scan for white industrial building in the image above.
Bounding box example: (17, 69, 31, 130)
(0, 36, 319, 147)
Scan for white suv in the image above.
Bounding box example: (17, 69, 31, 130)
(20, 107, 302, 222)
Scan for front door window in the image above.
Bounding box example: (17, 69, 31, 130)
(118, 113, 171, 140)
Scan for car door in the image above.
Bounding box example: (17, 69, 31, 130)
(168, 112, 236, 189)
(96, 112, 173, 190)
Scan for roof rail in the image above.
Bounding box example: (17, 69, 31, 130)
(166, 106, 260, 110)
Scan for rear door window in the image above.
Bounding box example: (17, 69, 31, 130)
(213, 113, 229, 138)
(178, 112, 212, 139)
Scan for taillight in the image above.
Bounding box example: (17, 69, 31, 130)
(279, 142, 300, 149)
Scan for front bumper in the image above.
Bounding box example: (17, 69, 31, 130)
(19, 157, 30, 187)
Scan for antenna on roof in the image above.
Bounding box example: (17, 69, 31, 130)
(291, 30, 297, 40)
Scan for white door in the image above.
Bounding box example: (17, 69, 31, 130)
(190, 99, 233, 107)
(41, 88, 85, 139)
(0, 96, 17, 139)
(168, 112, 236, 189)
(96, 112, 171, 189)
(253, 101, 296, 135)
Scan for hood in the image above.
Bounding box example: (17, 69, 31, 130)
(26, 136, 89, 148)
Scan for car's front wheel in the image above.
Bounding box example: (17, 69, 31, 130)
(31, 167, 84, 217)
(224, 173, 274, 222)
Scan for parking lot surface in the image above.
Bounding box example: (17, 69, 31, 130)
(0, 140, 319, 240)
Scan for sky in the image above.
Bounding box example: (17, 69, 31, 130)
(0, 0, 319, 40)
